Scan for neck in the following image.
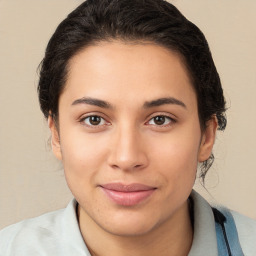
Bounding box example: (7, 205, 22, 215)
(78, 200, 193, 256)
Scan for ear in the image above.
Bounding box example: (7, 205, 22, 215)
(48, 115, 62, 161)
(198, 116, 218, 162)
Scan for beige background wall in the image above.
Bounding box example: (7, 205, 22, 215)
(0, 0, 255, 229)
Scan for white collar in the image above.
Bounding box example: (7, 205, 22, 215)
(188, 190, 218, 256)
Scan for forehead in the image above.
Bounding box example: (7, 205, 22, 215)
(62, 41, 197, 111)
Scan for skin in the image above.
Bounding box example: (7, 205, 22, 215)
(49, 41, 217, 256)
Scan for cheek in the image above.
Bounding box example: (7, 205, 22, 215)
(149, 126, 201, 183)
(59, 128, 109, 186)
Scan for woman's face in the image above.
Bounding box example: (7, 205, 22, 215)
(50, 41, 216, 236)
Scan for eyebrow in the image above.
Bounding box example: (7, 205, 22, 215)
(71, 96, 186, 109)
(72, 97, 112, 109)
(143, 97, 186, 109)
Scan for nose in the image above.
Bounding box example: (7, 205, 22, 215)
(107, 125, 149, 172)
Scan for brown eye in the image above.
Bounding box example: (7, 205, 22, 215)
(148, 115, 173, 126)
(89, 116, 101, 125)
(82, 115, 106, 126)
(154, 116, 166, 125)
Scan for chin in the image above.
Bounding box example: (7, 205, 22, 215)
(102, 221, 156, 237)
(95, 210, 161, 237)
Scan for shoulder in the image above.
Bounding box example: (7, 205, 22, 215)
(231, 210, 256, 255)
(0, 199, 89, 256)
(191, 190, 256, 255)
(0, 208, 65, 255)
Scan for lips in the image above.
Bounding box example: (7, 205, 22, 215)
(100, 183, 156, 206)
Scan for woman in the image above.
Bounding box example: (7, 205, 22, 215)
(0, 0, 255, 255)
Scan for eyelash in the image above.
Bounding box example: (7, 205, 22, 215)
(79, 115, 110, 128)
(146, 115, 176, 127)
(79, 114, 176, 128)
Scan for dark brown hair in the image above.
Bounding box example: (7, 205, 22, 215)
(38, 0, 226, 182)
